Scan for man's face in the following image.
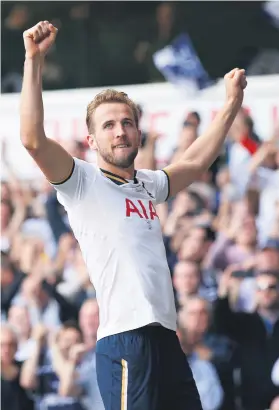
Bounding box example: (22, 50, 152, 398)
(235, 216, 257, 247)
(88, 103, 141, 169)
(173, 261, 200, 296)
(256, 274, 279, 310)
(79, 301, 99, 340)
(180, 299, 209, 337)
(179, 235, 205, 263)
(256, 249, 279, 272)
(8, 306, 31, 338)
(58, 328, 82, 358)
(1, 328, 17, 365)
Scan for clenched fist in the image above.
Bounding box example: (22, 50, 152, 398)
(23, 21, 58, 59)
(224, 68, 247, 107)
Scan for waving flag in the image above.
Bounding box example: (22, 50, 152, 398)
(263, 1, 279, 29)
(153, 33, 214, 91)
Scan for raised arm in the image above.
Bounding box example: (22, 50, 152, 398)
(164, 68, 247, 197)
(20, 21, 74, 183)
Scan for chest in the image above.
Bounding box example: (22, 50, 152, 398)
(73, 182, 162, 238)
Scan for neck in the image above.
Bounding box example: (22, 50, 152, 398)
(97, 158, 135, 180)
(258, 307, 279, 323)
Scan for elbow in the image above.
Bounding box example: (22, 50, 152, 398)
(20, 135, 41, 151)
(20, 377, 37, 390)
(20, 127, 46, 151)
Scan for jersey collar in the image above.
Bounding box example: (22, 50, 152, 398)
(100, 168, 138, 186)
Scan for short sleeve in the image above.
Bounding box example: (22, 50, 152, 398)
(50, 158, 97, 206)
(137, 169, 170, 204)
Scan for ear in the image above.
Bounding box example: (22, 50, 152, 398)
(87, 134, 98, 151)
(138, 129, 142, 147)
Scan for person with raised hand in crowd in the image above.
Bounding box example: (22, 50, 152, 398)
(213, 268, 279, 410)
(7, 304, 34, 362)
(20, 321, 88, 410)
(1, 323, 34, 410)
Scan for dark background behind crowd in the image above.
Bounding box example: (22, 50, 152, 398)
(1, 2, 279, 410)
(2, 1, 279, 92)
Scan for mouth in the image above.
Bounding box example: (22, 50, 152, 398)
(113, 144, 130, 149)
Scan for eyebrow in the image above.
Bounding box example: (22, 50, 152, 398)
(102, 118, 134, 127)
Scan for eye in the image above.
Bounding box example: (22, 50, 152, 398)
(123, 120, 132, 127)
(104, 123, 113, 129)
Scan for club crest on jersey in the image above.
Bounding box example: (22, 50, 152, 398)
(125, 199, 158, 220)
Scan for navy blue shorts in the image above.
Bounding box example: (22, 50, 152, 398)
(96, 326, 202, 410)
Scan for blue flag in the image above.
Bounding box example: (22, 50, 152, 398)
(153, 33, 214, 90)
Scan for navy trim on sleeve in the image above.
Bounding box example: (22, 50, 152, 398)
(161, 169, 170, 201)
(51, 158, 75, 186)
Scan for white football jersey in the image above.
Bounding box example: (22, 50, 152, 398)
(52, 158, 177, 340)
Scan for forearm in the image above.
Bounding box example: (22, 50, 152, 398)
(58, 362, 80, 397)
(248, 144, 271, 174)
(20, 56, 46, 150)
(51, 343, 80, 397)
(42, 280, 79, 321)
(20, 343, 41, 389)
(1, 272, 26, 313)
(181, 99, 240, 170)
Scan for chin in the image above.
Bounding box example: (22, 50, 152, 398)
(115, 152, 137, 168)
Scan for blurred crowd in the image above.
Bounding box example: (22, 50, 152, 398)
(1, 104, 279, 410)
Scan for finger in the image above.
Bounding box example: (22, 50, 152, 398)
(234, 69, 246, 85)
(48, 23, 58, 41)
(225, 68, 239, 79)
(41, 21, 50, 37)
(32, 28, 42, 43)
(36, 26, 44, 42)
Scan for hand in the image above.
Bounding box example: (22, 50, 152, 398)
(147, 132, 160, 144)
(224, 68, 247, 108)
(32, 324, 48, 344)
(218, 263, 240, 297)
(23, 21, 58, 59)
(69, 343, 87, 364)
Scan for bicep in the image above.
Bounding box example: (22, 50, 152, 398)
(26, 138, 74, 184)
(164, 160, 202, 197)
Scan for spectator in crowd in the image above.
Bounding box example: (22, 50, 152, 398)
(178, 296, 237, 410)
(7, 304, 33, 362)
(20, 321, 87, 410)
(213, 270, 279, 410)
(77, 299, 104, 410)
(1, 324, 34, 410)
(178, 297, 224, 410)
(173, 261, 202, 307)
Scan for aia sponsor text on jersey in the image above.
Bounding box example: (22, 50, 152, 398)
(125, 198, 158, 220)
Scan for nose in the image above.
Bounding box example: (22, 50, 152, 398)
(115, 122, 126, 138)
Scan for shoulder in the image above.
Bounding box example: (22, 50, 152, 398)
(136, 168, 167, 182)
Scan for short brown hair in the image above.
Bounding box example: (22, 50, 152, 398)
(86, 89, 139, 133)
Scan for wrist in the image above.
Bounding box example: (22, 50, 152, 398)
(218, 287, 228, 298)
(67, 359, 78, 369)
(224, 97, 242, 111)
(24, 54, 44, 66)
